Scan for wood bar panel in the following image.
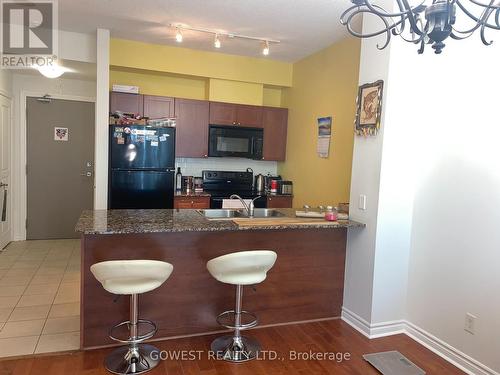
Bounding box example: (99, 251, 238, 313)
(81, 228, 346, 349)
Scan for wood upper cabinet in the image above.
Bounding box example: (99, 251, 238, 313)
(110, 92, 143, 116)
(209, 102, 263, 127)
(209, 102, 238, 126)
(236, 105, 263, 127)
(262, 107, 288, 161)
(175, 98, 209, 158)
(143, 95, 175, 119)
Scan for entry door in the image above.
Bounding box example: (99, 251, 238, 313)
(26, 97, 95, 239)
(0, 95, 11, 249)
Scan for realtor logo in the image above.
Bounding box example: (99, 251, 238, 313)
(1, 0, 58, 69)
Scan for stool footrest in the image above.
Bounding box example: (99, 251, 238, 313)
(109, 319, 157, 344)
(216, 310, 258, 330)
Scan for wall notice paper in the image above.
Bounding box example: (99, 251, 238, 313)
(54, 127, 69, 141)
(317, 117, 332, 158)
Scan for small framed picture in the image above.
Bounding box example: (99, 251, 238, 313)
(355, 80, 384, 136)
(54, 127, 69, 141)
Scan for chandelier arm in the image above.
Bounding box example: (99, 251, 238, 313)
(456, 0, 500, 29)
(464, 0, 500, 9)
(391, 0, 411, 35)
(479, 7, 497, 43)
(342, 7, 405, 38)
(362, 0, 427, 18)
(399, 0, 425, 35)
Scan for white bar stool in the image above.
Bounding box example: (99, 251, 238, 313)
(206, 250, 277, 362)
(91, 260, 173, 375)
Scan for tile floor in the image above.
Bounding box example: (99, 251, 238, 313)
(0, 239, 81, 358)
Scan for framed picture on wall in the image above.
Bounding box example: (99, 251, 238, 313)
(354, 80, 384, 136)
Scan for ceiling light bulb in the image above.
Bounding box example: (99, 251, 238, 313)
(214, 34, 221, 49)
(262, 41, 270, 56)
(175, 28, 183, 43)
(37, 63, 66, 79)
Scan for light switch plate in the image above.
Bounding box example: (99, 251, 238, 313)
(359, 194, 367, 210)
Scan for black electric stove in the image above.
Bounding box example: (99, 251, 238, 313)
(202, 170, 266, 209)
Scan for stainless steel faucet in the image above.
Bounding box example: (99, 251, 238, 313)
(230, 195, 261, 218)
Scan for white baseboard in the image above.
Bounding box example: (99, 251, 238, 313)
(341, 307, 498, 375)
(341, 307, 405, 338)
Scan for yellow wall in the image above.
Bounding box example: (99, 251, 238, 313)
(110, 67, 207, 100)
(208, 79, 263, 105)
(278, 37, 361, 207)
(262, 86, 283, 107)
(110, 38, 293, 87)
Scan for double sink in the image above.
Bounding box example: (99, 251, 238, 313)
(197, 208, 285, 220)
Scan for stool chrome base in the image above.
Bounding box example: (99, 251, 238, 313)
(105, 344, 160, 375)
(211, 335, 261, 362)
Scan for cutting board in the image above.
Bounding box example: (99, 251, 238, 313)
(232, 217, 340, 228)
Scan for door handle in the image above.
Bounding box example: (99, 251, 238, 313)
(1, 188, 6, 222)
(80, 172, 92, 177)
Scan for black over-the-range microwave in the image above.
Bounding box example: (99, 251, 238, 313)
(208, 125, 263, 159)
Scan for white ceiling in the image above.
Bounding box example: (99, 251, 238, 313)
(58, 0, 354, 62)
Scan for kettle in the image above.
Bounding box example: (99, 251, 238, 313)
(254, 174, 265, 193)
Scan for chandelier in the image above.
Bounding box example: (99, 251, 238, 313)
(340, 0, 500, 54)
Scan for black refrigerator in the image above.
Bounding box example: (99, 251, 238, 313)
(108, 124, 176, 209)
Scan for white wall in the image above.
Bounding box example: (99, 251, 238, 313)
(399, 36, 500, 372)
(11, 73, 96, 240)
(0, 70, 12, 96)
(343, 0, 399, 329)
(344, 6, 500, 372)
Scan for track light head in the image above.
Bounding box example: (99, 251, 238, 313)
(262, 41, 270, 56)
(214, 34, 221, 49)
(175, 28, 183, 43)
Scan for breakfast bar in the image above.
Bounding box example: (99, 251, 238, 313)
(76, 209, 363, 349)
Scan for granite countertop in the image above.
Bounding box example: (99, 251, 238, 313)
(75, 208, 365, 235)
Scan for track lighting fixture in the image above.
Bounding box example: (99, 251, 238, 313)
(170, 24, 279, 56)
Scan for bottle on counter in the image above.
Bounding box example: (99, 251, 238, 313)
(176, 167, 182, 191)
(324, 206, 338, 221)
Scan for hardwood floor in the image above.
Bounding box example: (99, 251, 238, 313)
(0, 319, 464, 374)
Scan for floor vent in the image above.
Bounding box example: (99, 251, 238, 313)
(363, 351, 426, 374)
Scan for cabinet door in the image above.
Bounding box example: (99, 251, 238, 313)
(191, 198, 210, 209)
(209, 102, 237, 125)
(236, 105, 263, 128)
(110, 92, 143, 116)
(175, 200, 193, 209)
(263, 107, 288, 161)
(143, 95, 175, 119)
(175, 99, 210, 158)
(267, 196, 293, 208)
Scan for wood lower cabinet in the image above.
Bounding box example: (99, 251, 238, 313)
(263, 107, 288, 161)
(267, 195, 293, 208)
(209, 102, 263, 127)
(143, 95, 175, 118)
(174, 196, 210, 209)
(175, 99, 209, 158)
(110, 92, 143, 116)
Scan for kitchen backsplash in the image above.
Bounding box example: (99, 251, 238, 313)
(175, 157, 278, 177)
